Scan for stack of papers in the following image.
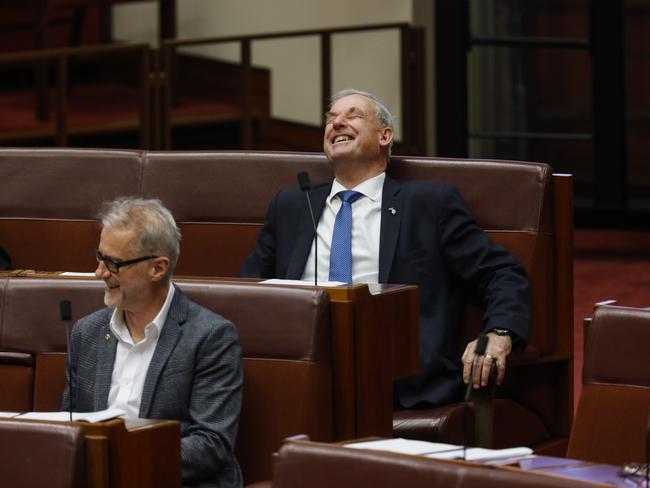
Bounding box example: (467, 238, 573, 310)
(344, 438, 533, 462)
(0, 408, 125, 423)
(261, 279, 348, 287)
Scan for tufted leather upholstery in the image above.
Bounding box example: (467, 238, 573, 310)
(567, 304, 650, 465)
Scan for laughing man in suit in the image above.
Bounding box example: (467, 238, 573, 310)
(62, 197, 243, 488)
(240, 89, 531, 409)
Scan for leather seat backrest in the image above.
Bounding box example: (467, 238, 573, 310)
(176, 280, 333, 483)
(0, 420, 86, 488)
(0, 277, 333, 484)
(0, 148, 142, 272)
(567, 305, 650, 464)
(140, 152, 554, 353)
(271, 440, 594, 488)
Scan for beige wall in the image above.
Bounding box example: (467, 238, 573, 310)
(113, 0, 429, 145)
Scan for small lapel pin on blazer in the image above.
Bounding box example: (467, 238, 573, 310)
(388, 207, 397, 215)
(105, 334, 111, 341)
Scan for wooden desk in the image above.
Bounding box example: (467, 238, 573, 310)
(319, 283, 419, 439)
(174, 277, 420, 440)
(2, 417, 181, 488)
(84, 418, 181, 488)
(342, 438, 631, 487)
(509, 455, 629, 486)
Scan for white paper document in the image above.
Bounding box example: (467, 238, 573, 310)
(427, 446, 533, 462)
(261, 278, 347, 287)
(343, 438, 533, 462)
(344, 438, 459, 456)
(59, 272, 96, 277)
(0, 412, 21, 418)
(16, 408, 125, 423)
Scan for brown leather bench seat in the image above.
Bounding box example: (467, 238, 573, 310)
(0, 148, 574, 454)
(0, 275, 333, 485)
(567, 303, 650, 465)
(265, 439, 596, 488)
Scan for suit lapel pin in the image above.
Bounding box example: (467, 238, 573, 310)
(105, 334, 111, 341)
(388, 207, 397, 215)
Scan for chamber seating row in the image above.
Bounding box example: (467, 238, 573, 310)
(0, 147, 574, 454)
(261, 301, 650, 488)
(261, 438, 595, 488)
(0, 275, 332, 485)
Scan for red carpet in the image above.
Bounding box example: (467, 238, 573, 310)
(573, 229, 650, 407)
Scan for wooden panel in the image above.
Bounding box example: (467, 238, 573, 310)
(175, 222, 261, 277)
(83, 419, 181, 488)
(0, 220, 99, 272)
(33, 352, 67, 411)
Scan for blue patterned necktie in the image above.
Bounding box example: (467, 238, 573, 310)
(329, 190, 363, 283)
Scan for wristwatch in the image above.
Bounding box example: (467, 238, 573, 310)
(489, 328, 511, 337)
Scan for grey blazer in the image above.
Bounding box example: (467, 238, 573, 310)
(62, 285, 243, 488)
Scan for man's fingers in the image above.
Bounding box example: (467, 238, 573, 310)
(495, 356, 506, 385)
(462, 341, 476, 383)
(480, 354, 497, 387)
(472, 355, 483, 387)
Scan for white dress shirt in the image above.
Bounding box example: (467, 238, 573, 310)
(302, 172, 384, 284)
(107, 284, 175, 418)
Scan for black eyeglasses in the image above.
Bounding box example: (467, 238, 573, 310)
(95, 249, 158, 274)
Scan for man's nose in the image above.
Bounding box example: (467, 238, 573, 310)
(95, 260, 110, 279)
(332, 113, 347, 127)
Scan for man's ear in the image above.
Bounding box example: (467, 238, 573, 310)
(150, 256, 170, 282)
(379, 127, 394, 148)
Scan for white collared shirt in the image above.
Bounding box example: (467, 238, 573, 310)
(107, 284, 175, 418)
(302, 172, 384, 284)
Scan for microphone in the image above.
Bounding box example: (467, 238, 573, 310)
(463, 333, 489, 460)
(60, 300, 73, 421)
(297, 171, 318, 286)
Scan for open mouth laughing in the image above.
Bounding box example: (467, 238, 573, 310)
(332, 135, 353, 144)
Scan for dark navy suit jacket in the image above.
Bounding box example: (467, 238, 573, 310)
(62, 286, 243, 488)
(240, 175, 531, 408)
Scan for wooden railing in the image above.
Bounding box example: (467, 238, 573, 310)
(0, 42, 151, 147)
(160, 23, 426, 153)
(0, 0, 176, 121)
(0, 23, 425, 153)
(0, 42, 152, 147)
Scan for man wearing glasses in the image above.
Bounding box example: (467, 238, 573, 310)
(62, 197, 243, 488)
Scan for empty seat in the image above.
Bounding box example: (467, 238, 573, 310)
(567, 303, 650, 465)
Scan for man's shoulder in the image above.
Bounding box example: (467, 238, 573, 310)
(71, 308, 112, 344)
(394, 177, 457, 194)
(276, 180, 330, 199)
(76, 307, 112, 330)
(392, 178, 461, 203)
